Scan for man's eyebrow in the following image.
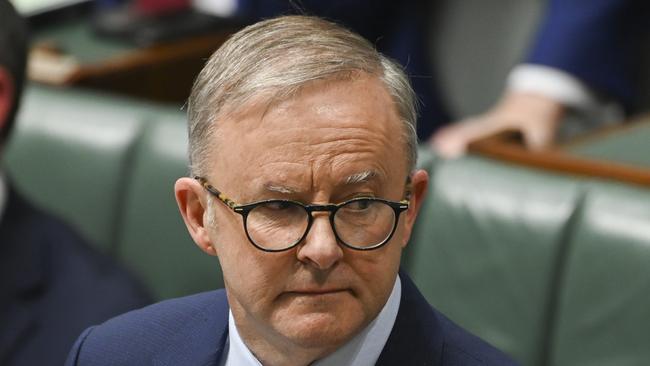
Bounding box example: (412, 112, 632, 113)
(263, 183, 300, 195)
(260, 171, 382, 195)
(344, 170, 381, 185)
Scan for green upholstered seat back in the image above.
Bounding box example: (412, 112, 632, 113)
(548, 182, 650, 366)
(4, 86, 149, 252)
(404, 148, 584, 366)
(4, 85, 222, 301)
(4, 85, 223, 301)
(116, 117, 223, 300)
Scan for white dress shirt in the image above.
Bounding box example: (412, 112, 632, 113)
(508, 64, 624, 126)
(221, 275, 402, 366)
(508, 64, 597, 110)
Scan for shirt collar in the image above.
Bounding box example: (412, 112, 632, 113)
(222, 275, 402, 366)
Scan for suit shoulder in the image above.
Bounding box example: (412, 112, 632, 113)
(437, 312, 519, 366)
(6, 189, 149, 307)
(2, 189, 152, 365)
(85, 289, 227, 338)
(67, 290, 229, 365)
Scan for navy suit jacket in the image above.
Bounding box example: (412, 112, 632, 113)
(527, 0, 649, 110)
(0, 185, 151, 366)
(65, 272, 517, 365)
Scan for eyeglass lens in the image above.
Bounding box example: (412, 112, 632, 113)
(245, 199, 397, 250)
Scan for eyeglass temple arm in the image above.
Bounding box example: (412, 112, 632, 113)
(402, 175, 413, 204)
(194, 176, 240, 209)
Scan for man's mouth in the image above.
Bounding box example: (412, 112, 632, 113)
(287, 288, 350, 296)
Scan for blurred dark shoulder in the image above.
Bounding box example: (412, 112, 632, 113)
(0, 183, 152, 366)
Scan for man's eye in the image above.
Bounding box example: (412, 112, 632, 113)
(264, 201, 293, 211)
(346, 199, 372, 211)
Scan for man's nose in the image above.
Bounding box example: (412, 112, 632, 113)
(296, 214, 343, 269)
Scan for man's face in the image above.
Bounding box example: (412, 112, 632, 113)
(203, 75, 421, 353)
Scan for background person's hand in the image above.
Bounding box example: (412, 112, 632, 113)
(431, 91, 566, 158)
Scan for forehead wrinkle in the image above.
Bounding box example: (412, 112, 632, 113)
(309, 132, 386, 152)
(246, 160, 315, 197)
(308, 125, 390, 141)
(310, 129, 397, 165)
(260, 126, 387, 151)
(261, 130, 389, 172)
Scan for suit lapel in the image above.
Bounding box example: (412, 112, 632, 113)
(153, 291, 230, 366)
(376, 271, 444, 366)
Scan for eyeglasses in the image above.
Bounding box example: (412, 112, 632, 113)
(195, 176, 410, 252)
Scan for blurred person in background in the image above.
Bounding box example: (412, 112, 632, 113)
(0, 1, 151, 365)
(194, 0, 649, 156)
(195, 0, 447, 140)
(433, 0, 650, 157)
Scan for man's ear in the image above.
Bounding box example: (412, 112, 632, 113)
(175, 177, 218, 257)
(0, 67, 15, 133)
(401, 169, 429, 246)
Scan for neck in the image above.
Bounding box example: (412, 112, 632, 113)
(231, 307, 341, 366)
(226, 276, 402, 366)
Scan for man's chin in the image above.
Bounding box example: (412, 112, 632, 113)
(271, 303, 367, 349)
(282, 318, 361, 349)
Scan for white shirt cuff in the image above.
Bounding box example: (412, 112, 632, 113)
(192, 0, 238, 17)
(507, 64, 597, 111)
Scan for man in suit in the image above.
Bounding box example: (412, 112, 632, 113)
(196, 0, 648, 153)
(0, 2, 151, 365)
(65, 15, 517, 365)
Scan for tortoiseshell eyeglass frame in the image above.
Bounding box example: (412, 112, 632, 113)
(194, 176, 412, 252)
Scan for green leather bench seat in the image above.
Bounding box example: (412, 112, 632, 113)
(548, 183, 650, 365)
(5, 85, 221, 300)
(116, 117, 223, 300)
(565, 122, 650, 168)
(407, 151, 583, 366)
(5, 85, 650, 366)
(5, 86, 149, 252)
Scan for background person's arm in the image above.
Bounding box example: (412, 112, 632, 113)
(432, 0, 642, 158)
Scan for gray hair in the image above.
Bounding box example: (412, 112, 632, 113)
(187, 15, 418, 177)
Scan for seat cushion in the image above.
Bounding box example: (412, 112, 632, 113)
(116, 117, 224, 300)
(404, 149, 583, 366)
(549, 182, 650, 366)
(4, 85, 152, 251)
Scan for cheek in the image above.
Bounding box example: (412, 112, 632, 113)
(390, 213, 412, 249)
(347, 244, 402, 310)
(213, 221, 294, 309)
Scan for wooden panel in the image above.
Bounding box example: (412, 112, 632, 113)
(28, 18, 233, 102)
(468, 117, 650, 188)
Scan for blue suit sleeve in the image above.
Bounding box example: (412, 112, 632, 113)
(526, 0, 648, 110)
(64, 327, 96, 366)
